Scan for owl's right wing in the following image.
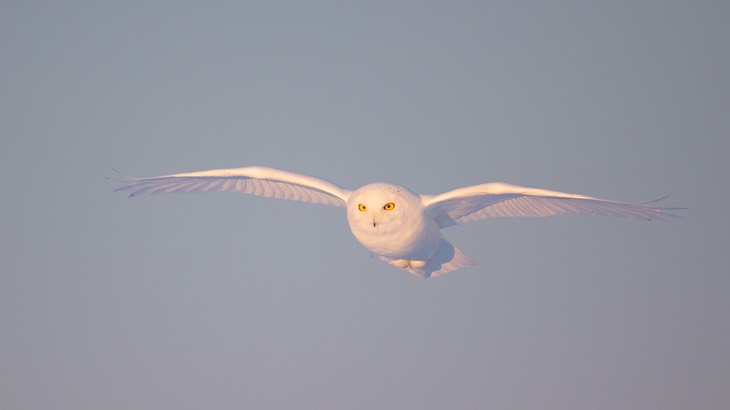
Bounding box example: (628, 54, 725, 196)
(423, 182, 681, 227)
(113, 166, 353, 207)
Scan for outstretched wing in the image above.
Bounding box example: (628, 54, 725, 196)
(113, 166, 353, 207)
(423, 182, 681, 228)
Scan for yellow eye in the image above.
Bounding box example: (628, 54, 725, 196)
(383, 202, 395, 211)
(358, 204, 367, 212)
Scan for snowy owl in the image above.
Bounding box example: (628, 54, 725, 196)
(113, 166, 679, 278)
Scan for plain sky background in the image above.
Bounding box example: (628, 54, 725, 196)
(1, 1, 728, 409)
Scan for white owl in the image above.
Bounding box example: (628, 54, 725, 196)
(114, 166, 679, 278)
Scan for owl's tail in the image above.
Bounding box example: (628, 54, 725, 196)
(376, 239, 478, 278)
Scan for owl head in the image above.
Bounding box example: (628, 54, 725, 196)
(346, 183, 421, 236)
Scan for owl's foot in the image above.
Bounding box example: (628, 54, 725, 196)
(392, 259, 427, 269)
(410, 260, 427, 268)
(393, 259, 410, 269)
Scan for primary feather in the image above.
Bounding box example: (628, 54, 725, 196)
(113, 166, 352, 207)
(423, 182, 679, 227)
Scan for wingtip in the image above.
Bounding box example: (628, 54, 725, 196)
(108, 167, 137, 182)
(641, 194, 674, 205)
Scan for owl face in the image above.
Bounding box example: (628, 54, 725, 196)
(346, 183, 434, 258)
(347, 183, 415, 229)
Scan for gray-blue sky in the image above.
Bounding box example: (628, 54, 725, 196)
(1, 1, 728, 409)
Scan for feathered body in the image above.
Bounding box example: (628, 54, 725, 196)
(346, 183, 474, 277)
(114, 166, 680, 278)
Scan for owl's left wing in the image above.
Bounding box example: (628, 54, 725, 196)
(113, 166, 353, 207)
(423, 182, 681, 228)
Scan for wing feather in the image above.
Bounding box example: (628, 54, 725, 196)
(113, 166, 353, 207)
(424, 182, 680, 227)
